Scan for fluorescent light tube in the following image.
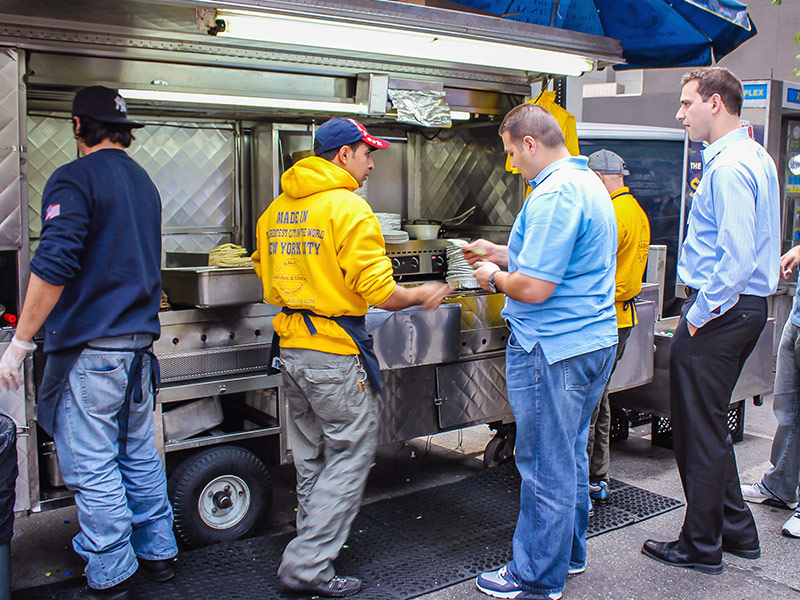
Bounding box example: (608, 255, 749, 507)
(119, 89, 368, 114)
(215, 10, 594, 77)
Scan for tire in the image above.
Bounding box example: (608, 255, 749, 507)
(168, 445, 272, 549)
(483, 435, 514, 469)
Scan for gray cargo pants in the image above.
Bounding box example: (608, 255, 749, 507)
(277, 347, 379, 586)
(587, 326, 631, 483)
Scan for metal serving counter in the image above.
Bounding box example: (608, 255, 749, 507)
(611, 316, 775, 418)
(367, 289, 657, 447)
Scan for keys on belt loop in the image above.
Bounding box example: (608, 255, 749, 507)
(355, 355, 367, 393)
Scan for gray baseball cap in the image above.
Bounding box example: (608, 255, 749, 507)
(587, 149, 629, 175)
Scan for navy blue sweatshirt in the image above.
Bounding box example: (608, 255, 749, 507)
(31, 148, 162, 353)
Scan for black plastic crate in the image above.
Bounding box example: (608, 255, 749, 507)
(609, 406, 629, 442)
(651, 399, 745, 449)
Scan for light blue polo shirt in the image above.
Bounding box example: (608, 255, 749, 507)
(502, 156, 618, 364)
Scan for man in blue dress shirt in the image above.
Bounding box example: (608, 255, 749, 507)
(642, 67, 779, 574)
(465, 103, 618, 600)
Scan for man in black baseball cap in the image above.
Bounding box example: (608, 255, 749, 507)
(0, 86, 177, 599)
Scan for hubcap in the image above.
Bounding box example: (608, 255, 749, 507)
(198, 475, 250, 530)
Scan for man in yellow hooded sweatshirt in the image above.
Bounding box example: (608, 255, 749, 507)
(585, 149, 650, 505)
(253, 117, 451, 598)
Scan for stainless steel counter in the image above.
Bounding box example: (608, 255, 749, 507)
(611, 316, 775, 417)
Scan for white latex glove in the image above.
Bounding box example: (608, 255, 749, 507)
(0, 336, 37, 392)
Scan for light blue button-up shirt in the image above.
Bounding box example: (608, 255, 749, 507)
(502, 156, 618, 364)
(678, 127, 780, 328)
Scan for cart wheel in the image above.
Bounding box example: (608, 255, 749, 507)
(168, 446, 272, 549)
(484, 435, 514, 469)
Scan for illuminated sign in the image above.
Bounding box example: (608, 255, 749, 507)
(743, 82, 768, 107)
(783, 82, 800, 110)
(744, 84, 767, 99)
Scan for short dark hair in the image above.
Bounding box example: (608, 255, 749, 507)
(316, 139, 367, 162)
(681, 67, 743, 116)
(73, 115, 135, 148)
(498, 103, 565, 148)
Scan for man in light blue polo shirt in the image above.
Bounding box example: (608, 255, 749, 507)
(465, 103, 618, 600)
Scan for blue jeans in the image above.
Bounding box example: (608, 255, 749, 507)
(505, 334, 615, 596)
(53, 344, 177, 589)
(762, 318, 800, 504)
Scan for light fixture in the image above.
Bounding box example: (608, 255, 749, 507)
(118, 89, 368, 114)
(212, 9, 595, 78)
(449, 111, 471, 121)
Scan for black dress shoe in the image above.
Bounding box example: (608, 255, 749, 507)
(138, 557, 175, 582)
(722, 540, 761, 559)
(52, 580, 132, 600)
(641, 539, 723, 575)
(280, 574, 362, 597)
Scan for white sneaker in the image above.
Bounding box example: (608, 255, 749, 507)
(782, 512, 800, 537)
(741, 482, 798, 510)
(567, 564, 586, 576)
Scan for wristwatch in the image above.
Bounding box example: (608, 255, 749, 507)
(487, 270, 499, 293)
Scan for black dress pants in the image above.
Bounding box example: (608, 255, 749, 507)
(670, 294, 766, 562)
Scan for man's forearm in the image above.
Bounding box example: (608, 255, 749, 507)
(493, 271, 556, 304)
(15, 273, 64, 342)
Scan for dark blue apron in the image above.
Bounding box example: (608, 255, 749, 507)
(38, 344, 159, 454)
(623, 298, 638, 328)
(268, 307, 383, 395)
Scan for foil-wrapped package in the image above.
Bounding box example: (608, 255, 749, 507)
(388, 89, 452, 128)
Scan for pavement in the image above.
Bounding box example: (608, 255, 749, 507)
(9, 394, 800, 600)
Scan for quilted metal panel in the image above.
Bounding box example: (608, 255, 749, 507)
(376, 366, 439, 445)
(26, 117, 235, 253)
(0, 49, 21, 249)
(437, 356, 512, 429)
(26, 116, 75, 240)
(417, 125, 522, 226)
(133, 124, 235, 231)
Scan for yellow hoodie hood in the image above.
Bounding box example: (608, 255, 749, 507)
(253, 155, 396, 355)
(281, 156, 359, 199)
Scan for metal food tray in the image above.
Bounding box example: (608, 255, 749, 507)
(162, 267, 264, 308)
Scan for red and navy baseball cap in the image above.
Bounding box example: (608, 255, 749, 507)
(314, 118, 389, 155)
(72, 86, 144, 128)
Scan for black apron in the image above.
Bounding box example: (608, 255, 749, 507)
(268, 307, 383, 395)
(38, 343, 159, 453)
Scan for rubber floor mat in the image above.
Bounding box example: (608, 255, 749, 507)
(13, 463, 681, 600)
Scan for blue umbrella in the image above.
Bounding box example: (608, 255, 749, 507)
(449, 0, 757, 69)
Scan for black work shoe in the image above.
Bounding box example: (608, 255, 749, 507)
(722, 541, 761, 559)
(281, 575, 362, 597)
(53, 580, 132, 600)
(641, 539, 723, 575)
(138, 557, 175, 582)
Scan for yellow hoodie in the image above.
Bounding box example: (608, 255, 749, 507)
(611, 187, 651, 328)
(252, 156, 396, 355)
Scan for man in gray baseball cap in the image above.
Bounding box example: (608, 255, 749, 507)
(584, 148, 650, 507)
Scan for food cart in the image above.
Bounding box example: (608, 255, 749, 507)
(0, 0, 770, 550)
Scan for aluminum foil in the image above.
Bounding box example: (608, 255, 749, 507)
(388, 89, 452, 128)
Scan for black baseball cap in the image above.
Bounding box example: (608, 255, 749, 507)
(71, 86, 144, 128)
